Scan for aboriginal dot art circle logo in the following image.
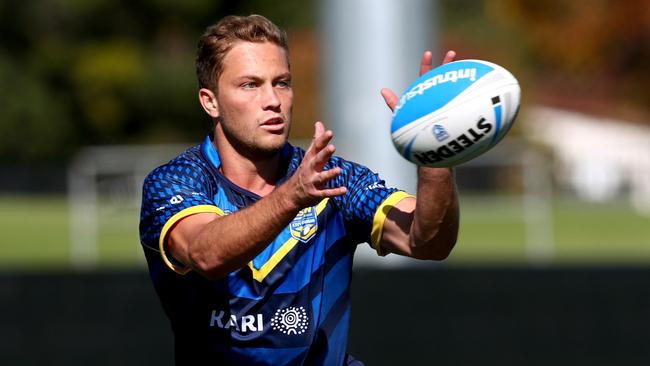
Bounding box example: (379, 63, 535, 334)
(271, 306, 309, 335)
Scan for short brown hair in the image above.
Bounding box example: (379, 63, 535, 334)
(196, 14, 289, 91)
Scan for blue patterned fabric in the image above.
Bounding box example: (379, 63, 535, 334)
(139, 136, 402, 365)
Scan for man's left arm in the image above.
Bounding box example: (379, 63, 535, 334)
(378, 49, 459, 260)
(378, 167, 459, 260)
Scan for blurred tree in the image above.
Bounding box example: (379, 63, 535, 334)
(10, 0, 645, 170)
(0, 0, 316, 167)
(486, 0, 650, 122)
(0, 55, 73, 163)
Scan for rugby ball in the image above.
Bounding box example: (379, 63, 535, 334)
(391, 59, 520, 167)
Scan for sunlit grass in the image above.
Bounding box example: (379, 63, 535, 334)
(1, 194, 648, 269)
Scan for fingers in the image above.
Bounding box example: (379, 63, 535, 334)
(292, 122, 348, 203)
(306, 121, 322, 153)
(310, 167, 346, 199)
(307, 121, 333, 156)
(381, 50, 458, 113)
(313, 121, 325, 140)
(305, 121, 340, 182)
(307, 121, 335, 161)
(319, 186, 348, 198)
(420, 50, 456, 74)
(381, 88, 399, 112)
(313, 142, 336, 172)
(314, 129, 333, 152)
(442, 50, 456, 65)
(419, 50, 434, 76)
(314, 166, 348, 198)
(316, 166, 342, 185)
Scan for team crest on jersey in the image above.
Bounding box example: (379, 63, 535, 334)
(290, 207, 318, 243)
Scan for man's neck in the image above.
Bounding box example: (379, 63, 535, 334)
(212, 139, 281, 197)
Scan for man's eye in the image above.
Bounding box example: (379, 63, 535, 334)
(242, 82, 257, 89)
(276, 80, 291, 88)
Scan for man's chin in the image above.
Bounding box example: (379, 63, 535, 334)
(248, 135, 288, 158)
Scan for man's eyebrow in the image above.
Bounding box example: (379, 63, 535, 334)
(236, 75, 263, 81)
(235, 73, 291, 82)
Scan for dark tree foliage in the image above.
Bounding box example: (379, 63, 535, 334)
(0, 0, 311, 164)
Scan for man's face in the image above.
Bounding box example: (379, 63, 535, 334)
(215, 41, 293, 158)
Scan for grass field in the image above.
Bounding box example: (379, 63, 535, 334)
(450, 195, 650, 265)
(0, 194, 648, 269)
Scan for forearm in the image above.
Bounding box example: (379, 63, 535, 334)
(187, 182, 302, 279)
(409, 166, 459, 259)
(169, 122, 346, 279)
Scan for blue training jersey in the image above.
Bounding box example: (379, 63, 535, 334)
(139, 136, 411, 366)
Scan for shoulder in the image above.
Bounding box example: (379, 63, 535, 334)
(327, 154, 367, 171)
(289, 145, 372, 175)
(143, 145, 217, 194)
(326, 154, 377, 184)
(140, 144, 220, 219)
(146, 145, 209, 180)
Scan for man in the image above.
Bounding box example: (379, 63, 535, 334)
(140, 14, 459, 366)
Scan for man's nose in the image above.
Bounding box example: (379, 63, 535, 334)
(261, 84, 281, 110)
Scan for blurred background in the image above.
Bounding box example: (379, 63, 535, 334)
(1, 0, 649, 365)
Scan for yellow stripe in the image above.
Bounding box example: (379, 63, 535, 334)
(248, 198, 330, 282)
(159, 204, 225, 275)
(370, 191, 414, 256)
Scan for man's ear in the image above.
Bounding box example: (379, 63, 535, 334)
(198, 88, 220, 118)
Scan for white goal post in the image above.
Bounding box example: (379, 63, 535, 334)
(67, 144, 188, 268)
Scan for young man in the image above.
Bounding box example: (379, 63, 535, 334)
(140, 14, 459, 366)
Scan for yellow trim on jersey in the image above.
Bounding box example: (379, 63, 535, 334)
(159, 204, 225, 275)
(370, 191, 414, 256)
(247, 198, 330, 282)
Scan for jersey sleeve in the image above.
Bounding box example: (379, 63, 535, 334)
(139, 158, 224, 274)
(329, 159, 414, 256)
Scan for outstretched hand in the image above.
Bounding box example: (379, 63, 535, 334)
(288, 121, 347, 208)
(380, 50, 456, 112)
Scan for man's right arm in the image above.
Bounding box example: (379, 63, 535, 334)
(167, 122, 346, 280)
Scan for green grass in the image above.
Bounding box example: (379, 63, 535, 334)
(552, 199, 650, 263)
(450, 195, 650, 265)
(450, 196, 528, 264)
(1, 194, 649, 269)
(0, 195, 69, 267)
(0, 195, 142, 269)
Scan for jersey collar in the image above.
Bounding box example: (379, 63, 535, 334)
(201, 134, 222, 168)
(201, 134, 295, 182)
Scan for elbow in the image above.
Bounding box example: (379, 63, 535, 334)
(409, 211, 459, 261)
(198, 267, 228, 282)
(426, 222, 459, 261)
(416, 244, 454, 261)
(433, 232, 459, 260)
(429, 246, 453, 261)
(196, 263, 229, 281)
(188, 251, 230, 281)
(411, 234, 457, 261)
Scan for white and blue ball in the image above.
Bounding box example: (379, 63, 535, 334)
(391, 59, 521, 167)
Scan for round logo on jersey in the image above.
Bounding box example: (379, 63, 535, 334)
(271, 306, 309, 335)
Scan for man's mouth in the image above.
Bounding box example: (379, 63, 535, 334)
(261, 117, 285, 132)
